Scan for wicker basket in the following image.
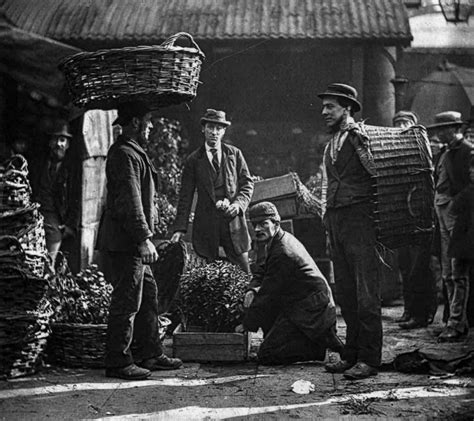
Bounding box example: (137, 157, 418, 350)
(365, 124, 434, 249)
(47, 322, 107, 368)
(60, 32, 205, 110)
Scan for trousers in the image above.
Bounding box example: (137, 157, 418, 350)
(325, 203, 382, 367)
(101, 251, 163, 368)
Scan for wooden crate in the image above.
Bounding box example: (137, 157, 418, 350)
(251, 174, 298, 219)
(172, 324, 250, 362)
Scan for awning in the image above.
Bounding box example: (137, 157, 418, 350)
(0, 18, 80, 104)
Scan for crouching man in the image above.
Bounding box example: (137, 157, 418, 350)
(239, 201, 343, 365)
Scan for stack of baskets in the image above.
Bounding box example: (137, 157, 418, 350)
(0, 155, 51, 378)
(60, 32, 205, 110)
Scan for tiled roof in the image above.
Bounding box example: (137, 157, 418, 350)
(0, 0, 412, 45)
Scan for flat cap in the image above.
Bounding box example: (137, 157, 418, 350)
(393, 110, 418, 126)
(249, 201, 281, 223)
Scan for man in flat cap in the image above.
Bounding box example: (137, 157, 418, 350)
(393, 110, 437, 330)
(171, 109, 253, 273)
(239, 201, 342, 365)
(97, 102, 182, 380)
(318, 83, 382, 379)
(30, 119, 80, 269)
(428, 111, 473, 342)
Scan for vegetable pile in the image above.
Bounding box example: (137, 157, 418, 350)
(176, 261, 251, 332)
(47, 263, 112, 324)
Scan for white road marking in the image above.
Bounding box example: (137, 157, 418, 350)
(0, 374, 269, 399)
(90, 384, 473, 420)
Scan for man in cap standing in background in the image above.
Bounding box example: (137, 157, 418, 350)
(240, 201, 342, 365)
(393, 111, 437, 329)
(30, 119, 79, 269)
(171, 109, 254, 273)
(428, 111, 473, 342)
(97, 102, 182, 380)
(318, 83, 382, 379)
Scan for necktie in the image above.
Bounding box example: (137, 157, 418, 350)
(210, 148, 220, 173)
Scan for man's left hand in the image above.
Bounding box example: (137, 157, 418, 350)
(225, 203, 240, 218)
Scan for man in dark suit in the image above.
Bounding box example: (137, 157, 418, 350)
(428, 111, 473, 342)
(239, 201, 342, 365)
(30, 120, 79, 269)
(318, 83, 382, 380)
(96, 102, 182, 380)
(171, 109, 254, 273)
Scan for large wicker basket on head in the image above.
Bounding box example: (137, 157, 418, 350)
(365, 124, 435, 249)
(60, 32, 205, 110)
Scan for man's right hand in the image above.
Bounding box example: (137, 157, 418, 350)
(138, 238, 158, 264)
(170, 231, 185, 243)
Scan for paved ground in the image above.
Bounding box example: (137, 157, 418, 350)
(1, 305, 474, 420)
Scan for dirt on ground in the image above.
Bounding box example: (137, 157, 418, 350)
(1, 305, 474, 420)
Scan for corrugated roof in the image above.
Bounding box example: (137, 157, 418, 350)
(0, 0, 412, 44)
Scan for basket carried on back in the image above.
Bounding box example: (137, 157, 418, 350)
(60, 32, 205, 110)
(365, 124, 434, 249)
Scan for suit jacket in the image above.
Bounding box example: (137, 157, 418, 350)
(172, 143, 254, 259)
(96, 135, 158, 252)
(449, 184, 474, 260)
(434, 139, 472, 200)
(30, 154, 80, 231)
(244, 229, 336, 341)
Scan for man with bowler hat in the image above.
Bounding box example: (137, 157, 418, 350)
(318, 83, 382, 379)
(96, 102, 182, 380)
(171, 109, 254, 273)
(31, 119, 79, 269)
(428, 111, 473, 342)
(239, 201, 343, 365)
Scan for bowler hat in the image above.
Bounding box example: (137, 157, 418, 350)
(317, 83, 361, 113)
(112, 101, 151, 126)
(426, 111, 464, 130)
(393, 110, 418, 126)
(200, 109, 231, 127)
(47, 119, 73, 138)
(249, 201, 281, 223)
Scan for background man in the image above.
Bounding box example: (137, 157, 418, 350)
(318, 83, 382, 380)
(428, 111, 473, 342)
(393, 111, 437, 329)
(240, 201, 342, 365)
(96, 102, 182, 380)
(171, 109, 254, 273)
(30, 119, 79, 269)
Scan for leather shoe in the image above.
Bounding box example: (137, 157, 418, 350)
(398, 318, 428, 330)
(343, 362, 378, 380)
(105, 364, 151, 380)
(138, 354, 183, 371)
(325, 359, 355, 373)
(437, 327, 468, 343)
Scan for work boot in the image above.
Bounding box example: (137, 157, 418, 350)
(437, 327, 468, 343)
(138, 354, 183, 371)
(398, 318, 428, 330)
(105, 364, 151, 380)
(343, 362, 378, 380)
(325, 359, 355, 373)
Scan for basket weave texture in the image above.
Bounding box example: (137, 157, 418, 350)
(47, 323, 107, 368)
(60, 32, 205, 110)
(365, 124, 434, 249)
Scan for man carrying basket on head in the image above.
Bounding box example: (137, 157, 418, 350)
(97, 102, 182, 380)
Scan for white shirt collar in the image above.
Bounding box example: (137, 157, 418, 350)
(205, 142, 222, 164)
